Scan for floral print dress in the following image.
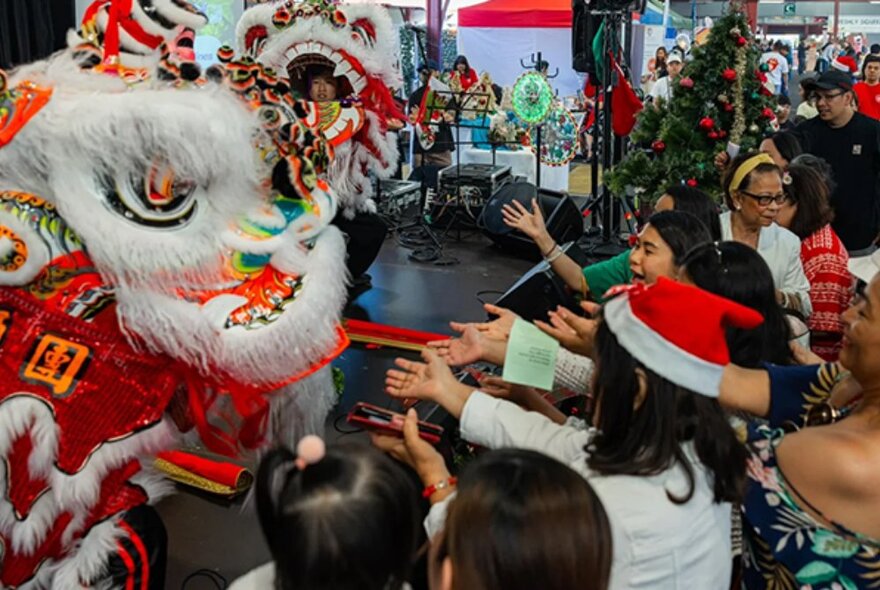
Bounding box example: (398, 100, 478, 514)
(742, 363, 880, 590)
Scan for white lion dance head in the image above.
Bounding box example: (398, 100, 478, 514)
(237, 0, 405, 214)
(0, 1, 352, 586)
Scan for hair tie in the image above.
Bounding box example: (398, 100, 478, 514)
(782, 171, 793, 185)
(730, 153, 776, 193)
(294, 435, 326, 470)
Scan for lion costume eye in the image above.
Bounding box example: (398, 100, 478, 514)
(100, 160, 198, 228)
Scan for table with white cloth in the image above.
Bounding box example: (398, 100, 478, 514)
(422, 123, 570, 192)
(458, 148, 569, 192)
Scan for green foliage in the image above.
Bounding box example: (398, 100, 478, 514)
(606, 8, 776, 203)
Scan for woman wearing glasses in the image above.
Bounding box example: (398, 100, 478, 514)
(720, 152, 812, 318)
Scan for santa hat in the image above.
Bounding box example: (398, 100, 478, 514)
(831, 55, 858, 74)
(603, 278, 764, 397)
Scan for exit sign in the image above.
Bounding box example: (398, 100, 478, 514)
(784, 2, 796, 16)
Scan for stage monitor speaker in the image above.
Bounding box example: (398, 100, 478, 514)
(492, 242, 591, 323)
(478, 181, 584, 261)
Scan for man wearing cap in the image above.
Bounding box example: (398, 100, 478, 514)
(791, 70, 880, 254)
(855, 55, 880, 121)
(650, 51, 683, 107)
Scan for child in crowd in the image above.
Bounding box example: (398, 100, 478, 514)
(229, 437, 422, 590)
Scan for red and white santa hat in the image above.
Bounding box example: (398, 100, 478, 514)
(603, 278, 764, 397)
(831, 55, 859, 74)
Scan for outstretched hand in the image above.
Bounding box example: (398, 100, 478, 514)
(385, 349, 473, 419)
(468, 303, 519, 341)
(502, 198, 551, 247)
(370, 407, 449, 488)
(428, 323, 486, 366)
(534, 301, 600, 357)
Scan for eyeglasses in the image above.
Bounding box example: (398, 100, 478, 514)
(809, 91, 847, 103)
(738, 190, 788, 207)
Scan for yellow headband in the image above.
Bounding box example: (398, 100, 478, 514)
(730, 153, 776, 192)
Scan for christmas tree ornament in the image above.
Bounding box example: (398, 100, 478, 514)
(511, 72, 553, 124)
(699, 117, 715, 130)
(529, 104, 579, 166)
(718, 129, 728, 139)
(729, 27, 741, 38)
(651, 139, 666, 154)
(735, 36, 747, 47)
(708, 131, 719, 140)
(721, 68, 737, 82)
(751, 91, 760, 100)
(759, 63, 770, 73)
(761, 107, 774, 119)
(749, 123, 760, 133)
(686, 178, 698, 187)
(679, 77, 694, 89)
(717, 94, 729, 103)
(723, 103, 734, 112)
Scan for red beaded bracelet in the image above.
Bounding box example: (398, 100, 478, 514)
(422, 476, 457, 499)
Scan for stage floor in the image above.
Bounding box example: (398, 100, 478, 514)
(157, 229, 536, 589)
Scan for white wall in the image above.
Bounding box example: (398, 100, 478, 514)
(457, 27, 583, 98)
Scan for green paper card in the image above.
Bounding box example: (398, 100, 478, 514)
(501, 319, 560, 391)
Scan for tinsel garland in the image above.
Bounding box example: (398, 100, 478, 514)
(730, 37, 748, 145)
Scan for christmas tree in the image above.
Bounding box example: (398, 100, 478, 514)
(606, 5, 777, 202)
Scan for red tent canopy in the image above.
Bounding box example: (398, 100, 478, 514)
(458, 0, 572, 28)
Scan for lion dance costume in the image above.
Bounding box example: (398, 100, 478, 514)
(0, 0, 402, 587)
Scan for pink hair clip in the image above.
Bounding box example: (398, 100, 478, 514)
(294, 435, 326, 470)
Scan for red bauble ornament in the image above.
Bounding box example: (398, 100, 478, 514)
(686, 178, 698, 187)
(699, 117, 715, 131)
(721, 68, 737, 82)
(708, 131, 720, 140)
(761, 107, 774, 119)
(756, 71, 768, 83)
(679, 77, 694, 89)
(651, 139, 666, 154)
(735, 36, 747, 47)
(718, 129, 728, 139)
(723, 103, 734, 112)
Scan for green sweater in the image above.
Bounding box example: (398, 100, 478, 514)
(582, 249, 632, 303)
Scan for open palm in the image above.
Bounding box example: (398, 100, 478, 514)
(428, 324, 485, 366)
(502, 198, 549, 243)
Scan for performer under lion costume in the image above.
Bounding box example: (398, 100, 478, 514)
(237, 0, 406, 214)
(0, 0, 403, 586)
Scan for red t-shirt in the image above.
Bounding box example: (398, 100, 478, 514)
(854, 82, 880, 120)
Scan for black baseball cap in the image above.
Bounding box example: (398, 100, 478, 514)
(802, 70, 853, 92)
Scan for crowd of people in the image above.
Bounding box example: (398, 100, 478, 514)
(228, 94, 880, 590)
(229, 30, 880, 590)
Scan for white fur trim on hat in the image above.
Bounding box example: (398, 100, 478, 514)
(604, 294, 722, 397)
